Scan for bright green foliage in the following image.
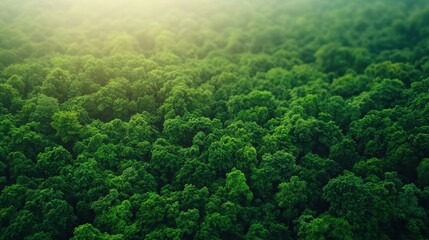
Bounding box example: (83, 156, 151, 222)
(0, 0, 428, 239)
(51, 111, 82, 143)
(226, 169, 253, 204)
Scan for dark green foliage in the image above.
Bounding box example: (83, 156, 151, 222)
(1, 0, 428, 239)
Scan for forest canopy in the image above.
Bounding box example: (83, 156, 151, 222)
(1, 0, 429, 239)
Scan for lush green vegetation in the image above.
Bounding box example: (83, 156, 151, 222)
(1, 0, 429, 239)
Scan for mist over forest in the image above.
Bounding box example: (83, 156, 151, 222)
(1, 0, 429, 239)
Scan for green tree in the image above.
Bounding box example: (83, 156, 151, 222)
(41, 68, 73, 103)
(245, 223, 269, 240)
(225, 169, 253, 204)
(176, 209, 200, 237)
(21, 94, 60, 134)
(297, 214, 353, 240)
(51, 111, 82, 144)
(36, 146, 72, 177)
(323, 172, 393, 239)
(0, 83, 19, 112)
(417, 158, 429, 186)
(71, 224, 124, 240)
(275, 176, 308, 224)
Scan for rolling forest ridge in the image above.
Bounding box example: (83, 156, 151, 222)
(0, 0, 429, 239)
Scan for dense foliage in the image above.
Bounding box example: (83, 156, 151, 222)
(1, 0, 429, 239)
